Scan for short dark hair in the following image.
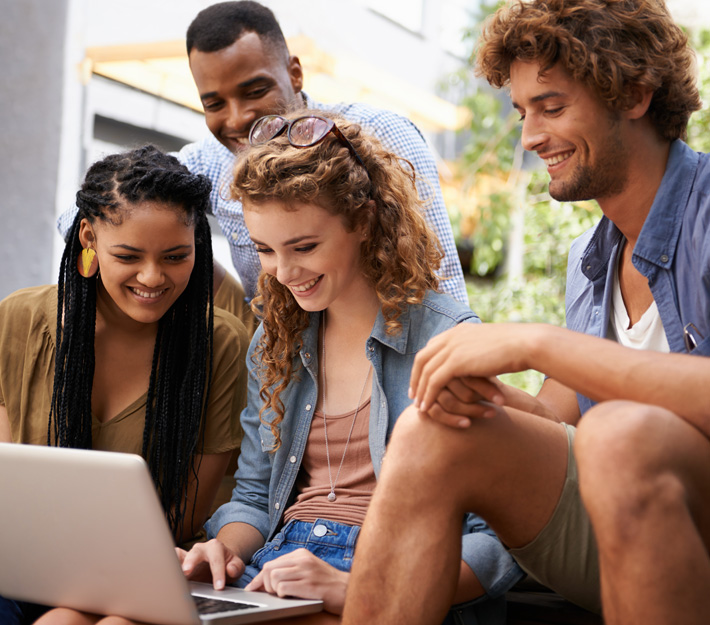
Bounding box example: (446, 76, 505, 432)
(476, 0, 701, 141)
(186, 1, 289, 58)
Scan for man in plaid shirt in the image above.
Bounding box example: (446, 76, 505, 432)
(60, 1, 468, 306)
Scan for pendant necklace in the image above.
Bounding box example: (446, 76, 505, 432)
(321, 311, 372, 503)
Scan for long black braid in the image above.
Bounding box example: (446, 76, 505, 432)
(49, 145, 215, 540)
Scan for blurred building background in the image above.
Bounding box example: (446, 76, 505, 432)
(1, 0, 708, 300)
(0, 0, 478, 299)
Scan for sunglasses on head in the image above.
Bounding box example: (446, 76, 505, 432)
(248, 114, 371, 179)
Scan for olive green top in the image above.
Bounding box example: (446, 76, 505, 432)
(0, 283, 247, 457)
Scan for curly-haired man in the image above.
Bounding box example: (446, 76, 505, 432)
(342, 1, 710, 624)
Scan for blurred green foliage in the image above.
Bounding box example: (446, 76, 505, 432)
(686, 28, 710, 153)
(449, 17, 710, 393)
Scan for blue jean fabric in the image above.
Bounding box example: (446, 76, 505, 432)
(566, 140, 710, 414)
(236, 518, 359, 587)
(207, 296, 524, 600)
(0, 597, 50, 625)
(234, 519, 506, 624)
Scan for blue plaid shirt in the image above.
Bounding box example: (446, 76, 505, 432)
(58, 94, 468, 304)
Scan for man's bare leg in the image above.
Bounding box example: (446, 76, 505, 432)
(342, 404, 568, 625)
(576, 401, 710, 625)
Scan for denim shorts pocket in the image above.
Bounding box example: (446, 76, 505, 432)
(250, 530, 287, 569)
(249, 543, 275, 569)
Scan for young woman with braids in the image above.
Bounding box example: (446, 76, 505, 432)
(173, 111, 522, 625)
(0, 145, 249, 625)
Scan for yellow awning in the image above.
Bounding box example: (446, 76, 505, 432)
(83, 36, 470, 133)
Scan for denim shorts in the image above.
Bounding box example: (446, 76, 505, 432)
(235, 519, 506, 624)
(236, 518, 360, 588)
(0, 597, 50, 625)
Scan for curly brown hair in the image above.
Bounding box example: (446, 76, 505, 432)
(230, 110, 442, 449)
(475, 0, 701, 141)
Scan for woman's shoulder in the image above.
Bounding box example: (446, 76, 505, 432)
(214, 271, 245, 311)
(213, 307, 250, 351)
(381, 291, 478, 355)
(1, 283, 56, 307)
(0, 285, 57, 333)
(415, 290, 479, 325)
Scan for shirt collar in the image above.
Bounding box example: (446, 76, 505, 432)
(300, 305, 412, 358)
(369, 305, 411, 354)
(581, 139, 698, 279)
(633, 139, 698, 268)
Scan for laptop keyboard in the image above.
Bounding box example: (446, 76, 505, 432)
(193, 594, 258, 615)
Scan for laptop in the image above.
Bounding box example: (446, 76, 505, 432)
(0, 443, 323, 624)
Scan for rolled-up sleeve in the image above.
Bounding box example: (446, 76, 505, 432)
(205, 328, 272, 540)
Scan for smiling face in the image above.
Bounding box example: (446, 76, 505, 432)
(510, 60, 629, 202)
(189, 31, 303, 154)
(244, 199, 371, 314)
(80, 202, 196, 326)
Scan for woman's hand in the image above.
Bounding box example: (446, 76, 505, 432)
(425, 376, 561, 428)
(245, 549, 349, 614)
(423, 376, 504, 428)
(176, 539, 246, 590)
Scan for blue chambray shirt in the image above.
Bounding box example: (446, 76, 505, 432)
(206, 290, 524, 604)
(58, 94, 468, 305)
(566, 140, 710, 415)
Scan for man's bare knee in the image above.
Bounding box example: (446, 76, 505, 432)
(576, 401, 691, 541)
(387, 406, 452, 472)
(575, 400, 654, 469)
(381, 405, 483, 502)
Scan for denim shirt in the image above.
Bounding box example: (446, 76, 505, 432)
(206, 290, 524, 601)
(566, 140, 710, 415)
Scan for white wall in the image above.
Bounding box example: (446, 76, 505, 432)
(0, 0, 70, 299)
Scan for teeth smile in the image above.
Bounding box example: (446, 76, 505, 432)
(131, 288, 166, 299)
(544, 151, 574, 166)
(291, 277, 321, 293)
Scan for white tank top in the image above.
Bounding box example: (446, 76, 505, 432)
(607, 254, 670, 353)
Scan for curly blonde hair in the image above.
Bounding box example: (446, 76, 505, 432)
(230, 110, 442, 449)
(475, 0, 701, 141)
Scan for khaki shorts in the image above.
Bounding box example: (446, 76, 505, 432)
(508, 423, 601, 614)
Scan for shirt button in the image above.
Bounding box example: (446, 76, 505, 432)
(660, 254, 669, 263)
(274, 502, 280, 510)
(306, 404, 312, 411)
(290, 456, 297, 463)
(304, 352, 311, 359)
(585, 265, 592, 271)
